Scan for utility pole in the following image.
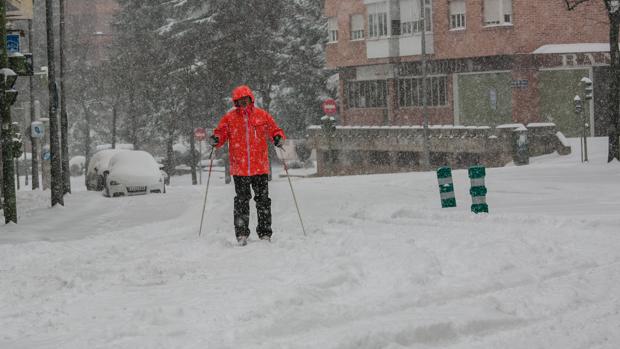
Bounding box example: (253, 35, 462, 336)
(28, 19, 39, 189)
(45, 0, 64, 206)
(59, 0, 70, 194)
(1, 0, 18, 223)
(420, 0, 431, 170)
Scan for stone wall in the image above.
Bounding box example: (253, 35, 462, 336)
(307, 123, 570, 176)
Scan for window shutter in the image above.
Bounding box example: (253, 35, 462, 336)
(484, 0, 500, 24)
(399, 0, 420, 23)
(449, 0, 465, 15)
(503, 0, 512, 17)
(328, 17, 338, 31)
(351, 14, 364, 32)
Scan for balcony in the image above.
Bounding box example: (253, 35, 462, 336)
(366, 33, 434, 59)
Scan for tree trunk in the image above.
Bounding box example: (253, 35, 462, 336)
(1, 0, 18, 223)
(609, 12, 620, 162)
(165, 127, 175, 177)
(82, 101, 92, 188)
(28, 19, 39, 190)
(46, 0, 64, 206)
(112, 102, 118, 149)
(128, 91, 139, 150)
(15, 158, 19, 190)
(59, 0, 71, 194)
(187, 75, 198, 185)
(189, 127, 197, 185)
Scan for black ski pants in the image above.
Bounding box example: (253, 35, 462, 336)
(233, 174, 272, 239)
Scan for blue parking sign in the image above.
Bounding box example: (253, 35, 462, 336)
(7, 34, 20, 53)
(31, 121, 44, 138)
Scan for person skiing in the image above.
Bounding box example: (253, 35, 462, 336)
(209, 85, 285, 246)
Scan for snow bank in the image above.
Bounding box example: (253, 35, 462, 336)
(1, 137, 619, 349)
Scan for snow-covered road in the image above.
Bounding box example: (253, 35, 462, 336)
(1, 138, 620, 348)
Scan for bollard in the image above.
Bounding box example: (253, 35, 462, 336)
(468, 165, 488, 213)
(436, 167, 456, 208)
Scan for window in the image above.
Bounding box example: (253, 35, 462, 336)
(449, 0, 466, 29)
(483, 0, 512, 26)
(328, 17, 338, 43)
(399, 0, 433, 36)
(347, 80, 388, 108)
(350, 14, 365, 40)
(398, 76, 448, 107)
(368, 2, 389, 38)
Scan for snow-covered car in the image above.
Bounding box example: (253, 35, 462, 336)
(103, 151, 166, 197)
(86, 149, 126, 191)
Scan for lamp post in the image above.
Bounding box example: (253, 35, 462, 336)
(574, 95, 588, 162)
(580, 77, 593, 163)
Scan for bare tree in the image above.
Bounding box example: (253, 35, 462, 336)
(565, 0, 620, 162)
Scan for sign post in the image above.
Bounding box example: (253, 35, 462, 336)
(6, 34, 20, 54)
(194, 128, 206, 184)
(322, 98, 338, 116)
(31, 121, 44, 138)
(320, 99, 338, 176)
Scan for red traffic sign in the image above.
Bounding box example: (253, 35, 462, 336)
(194, 127, 206, 141)
(322, 99, 338, 116)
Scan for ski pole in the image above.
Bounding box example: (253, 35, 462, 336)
(276, 146, 307, 236)
(198, 147, 215, 237)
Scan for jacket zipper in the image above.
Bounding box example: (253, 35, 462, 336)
(244, 112, 251, 175)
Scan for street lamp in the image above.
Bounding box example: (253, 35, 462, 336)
(574, 95, 588, 162)
(1, 68, 19, 117)
(0, 67, 18, 89)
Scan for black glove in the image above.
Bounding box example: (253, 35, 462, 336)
(273, 135, 283, 148)
(209, 135, 219, 147)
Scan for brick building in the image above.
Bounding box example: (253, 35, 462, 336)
(66, 0, 119, 64)
(324, 0, 611, 137)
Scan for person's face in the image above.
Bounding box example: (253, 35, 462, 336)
(234, 96, 252, 108)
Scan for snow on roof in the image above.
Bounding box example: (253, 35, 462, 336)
(533, 43, 610, 54)
(96, 144, 112, 151)
(308, 125, 495, 130)
(527, 122, 557, 128)
(497, 123, 527, 131)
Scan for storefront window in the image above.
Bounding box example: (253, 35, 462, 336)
(398, 76, 447, 107)
(347, 80, 388, 108)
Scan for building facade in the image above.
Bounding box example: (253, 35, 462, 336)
(67, 0, 119, 64)
(324, 0, 611, 137)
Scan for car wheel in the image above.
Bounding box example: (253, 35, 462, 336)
(103, 174, 111, 197)
(96, 175, 104, 191)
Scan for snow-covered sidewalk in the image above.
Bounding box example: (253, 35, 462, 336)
(1, 138, 619, 348)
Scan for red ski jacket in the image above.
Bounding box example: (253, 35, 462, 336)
(212, 86, 285, 177)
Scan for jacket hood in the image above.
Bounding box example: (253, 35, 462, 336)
(232, 85, 255, 102)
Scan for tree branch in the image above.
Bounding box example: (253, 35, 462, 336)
(564, 0, 591, 10)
